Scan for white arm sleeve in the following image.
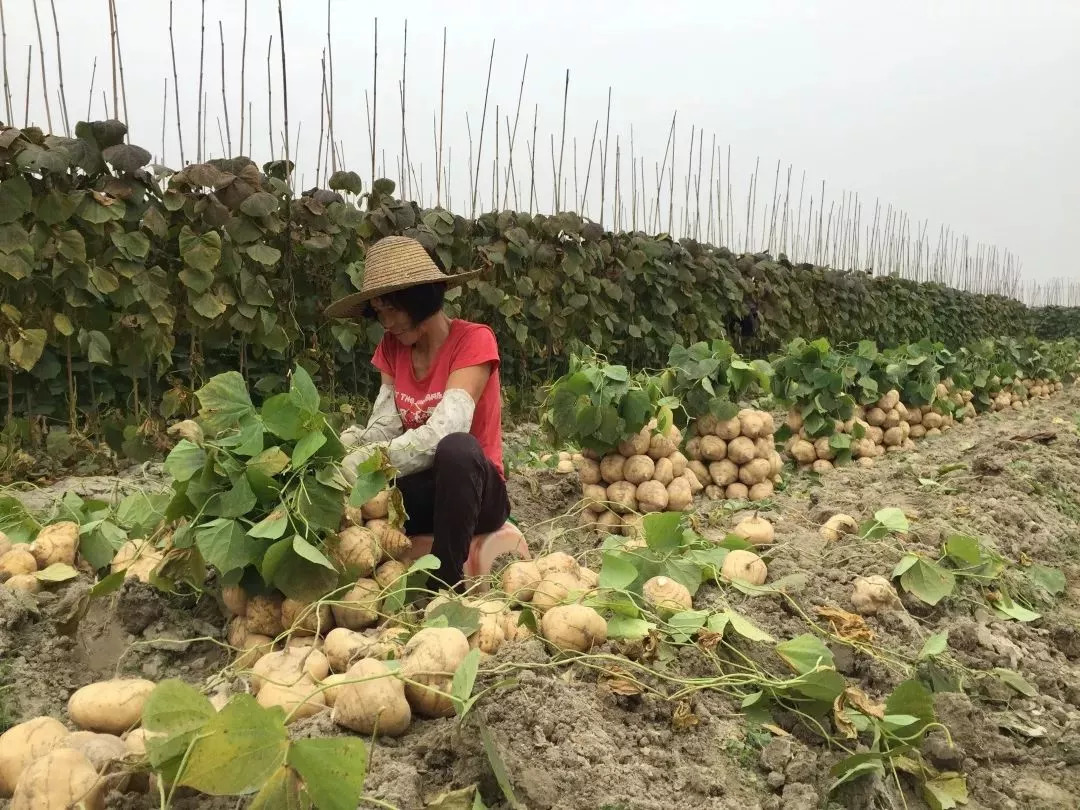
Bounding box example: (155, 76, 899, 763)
(341, 388, 476, 480)
(340, 384, 403, 449)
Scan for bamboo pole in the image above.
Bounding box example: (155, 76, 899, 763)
(555, 68, 569, 212)
(219, 21, 232, 154)
(239, 0, 247, 154)
(600, 86, 611, 228)
(30, 0, 52, 132)
(0, 0, 11, 125)
(400, 19, 407, 195)
(266, 35, 274, 159)
(277, 0, 290, 170)
(370, 18, 378, 184)
(501, 55, 527, 209)
(436, 26, 446, 206)
(167, 2, 184, 163)
(196, 0, 205, 160)
(110, 0, 128, 130)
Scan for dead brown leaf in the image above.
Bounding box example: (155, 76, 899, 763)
(833, 694, 859, 739)
(671, 700, 699, 732)
(697, 630, 723, 651)
(815, 605, 875, 643)
(843, 686, 885, 719)
(598, 666, 644, 696)
(761, 723, 791, 738)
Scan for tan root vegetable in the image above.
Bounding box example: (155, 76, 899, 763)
(501, 560, 542, 601)
(332, 658, 412, 736)
(320, 673, 350, 708)
(282, 598, 334, 636)
(222, 586, 248, 617)
(727, 436, 756, 465)
(0, 548, 36, 582)
(739, 411, 765, 439)
(469, 611, 507, 654)
(623, 455, 656, 485)
(323, 628, 374, 673)
(811, 460, 834, 474)
(682, 469, 704, 496)
(648, 429, 679, 461)
(109, 539, 164, 584)
(700, 436, 728, 462)
(636, 480, 669, 513)
(851, 575, 903, 615)
(246, 593, 284, 637)
(536, 551, 580, 578)
(605, 481, 637, 514)
(10, 747, 104, 810)
(374, 526, 411, 560)
(922, 412, 943, 430)
(738, 458, 771, 487)
(668, 451, 688, 477)
(331, 579, 382, 631)
(696, 414, 719, 436)
(540, 604, 607, 652)
(335, 527, 383, 577)
(714, 417, 742, 441)
(652, 457, 675, 486)
(28, 522, 79, 569)
(501, 610, 534, 642)
(0, 531, 10, 557)
(883, 427, 903, 447)
(790, 439, 816, 465)
(753, 437, 774, 460)
(251, 647, 330, 691)
(226, 617, 249, 649)
(726, 483, 749, 500)
(4, 573, 39, 593)
(708, 459, 738, 487)
(577, 566, 599, 589)
(878, 390, 901, 411)
(235, 634, 275, 670)
(531, 571, 582, 612)
(401, 627, 471, 717)
(582, 483, 608, 510)
(595, 511, 623, 534)
(257, 675, 326, 722)
(721, 550, 767, 585)
(704, 485, 723, 501)
(732, 515, 774, 546)
(617, 429, 650, 458)
(685, 436, 702, 461)
(688, 460, 711, 488)
(361, 490, 389, 520)
(813, 437, 835, 461)
(820, 514, 859, 541)
(855, 457, 875, 468)
(576, 457, 602, 485)
(748, 482, 774, 501)
(374, 560, 409, 589)
(68, 679, 156, 735)
(666, 477, 694, 511)
(0, 717, 70, 797)
(56, 732, 127, 777)
(599, 454, 626, 484)
(642, 576, 692, 617)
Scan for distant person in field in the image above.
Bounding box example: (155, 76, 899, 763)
(325, 235, 508, 590)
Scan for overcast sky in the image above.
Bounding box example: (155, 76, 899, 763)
(3, 1, 1078, 298)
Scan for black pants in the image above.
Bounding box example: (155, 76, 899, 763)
(396, 433, 510, 590)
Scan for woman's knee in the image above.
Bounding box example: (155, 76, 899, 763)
(434, 432, 482, 466)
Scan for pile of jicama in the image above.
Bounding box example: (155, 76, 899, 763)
(684, 409, 783, 502)
(575, 420, 701, 533)
(786, 385, 974, 472)
(0, 523, 81, 592)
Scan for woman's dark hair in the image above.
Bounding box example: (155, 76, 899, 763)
(363, 281, 447, 325)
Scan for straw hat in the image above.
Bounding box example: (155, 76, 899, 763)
(324, 235, 480, 318)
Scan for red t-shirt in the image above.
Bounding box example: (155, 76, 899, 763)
(372, 320, 504, 478)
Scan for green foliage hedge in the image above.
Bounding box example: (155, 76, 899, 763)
(0, 119, 1069, 440)
(1030, 307, 1080, 341)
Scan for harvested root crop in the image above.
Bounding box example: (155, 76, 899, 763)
(0, 716, 70, 797)
(28, 522, 79, 569)
(282, 598, 334, 636)
(731, 515, 774, 546)
(851, 575, 903, 615)
(721, 550, 767, 585)
(251, 647, 330, 692)
(361, 490, 389, 520)
(332, 658, 412, 736)
(401, 627, 470, 718)
(10, 748, 104, 810)
(531, 571, 582, 612)
(335, 527, 382, 577)
(257, 676, 326, 722)
(540, 604, 607, 652)
(819, 514, 859, 542)
(68, 679, 156, 736)
(246, 593, 285, 637)
(0, 548, 36, 582)
(331, 579, 382, 631)
(501, 560, 542, 601)
(642, 576, 692, 617)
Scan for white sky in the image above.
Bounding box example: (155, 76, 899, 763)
(3, 0, 1078, 298)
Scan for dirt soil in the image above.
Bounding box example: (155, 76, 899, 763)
(2, 392, 1080, 810)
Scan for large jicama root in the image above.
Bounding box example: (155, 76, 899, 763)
(251, 647, 329, 692)
(323, 628, 376, 673)
(109, 539, 165, 584)
(67, 679, 156, 736)
(401, 627, 470, 718)
(334, 527, 383, 577)
(28, 522, 79, 568)
(721, 550, 767, 585)
(257, 676, 326, 722)
(0, 717, 70, 797)
(641, 576, 692, 618)
(281, 598, 335, 637)
(331, 579, 382, 631)
(540, 604, 607, 652)
(10, 748, 105, 810)
(332, 658, 412, 736)
(500, 560, 542, 601)
(0, 548, 37, 582)
(731, 514, 774, 547)
(820, 513, 859, 541)
(851, 575, 903, 615)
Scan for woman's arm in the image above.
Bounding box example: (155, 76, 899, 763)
(340, 372, 404, 449)
(342, 364, 491, 480)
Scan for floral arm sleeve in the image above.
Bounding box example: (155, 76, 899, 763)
(341, 388, 475, 480)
